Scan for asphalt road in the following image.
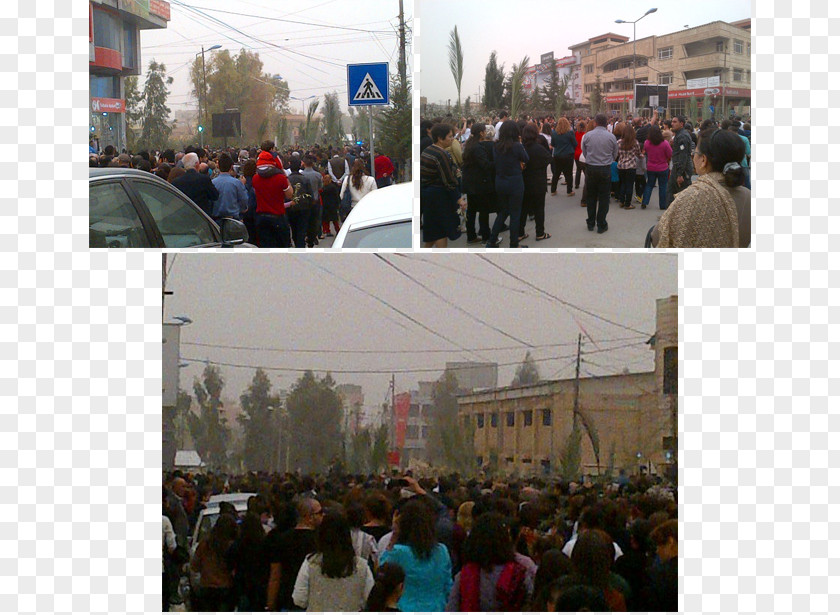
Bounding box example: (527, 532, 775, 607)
(447, 174, 674, 249)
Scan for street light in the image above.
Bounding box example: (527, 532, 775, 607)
(195, 44, 222, 147)
(616, 7, 657, 115)
(290, 95, 316, 116)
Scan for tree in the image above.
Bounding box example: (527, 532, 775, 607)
(377, 74, 411, 181)
(285, 371, 343, 474)
(370, 423, 389, 473)
(448, 25, 464, 114)
(512, 350, 541, 386)
(543, 68, 562, 113)
(528, 85, 542, 116)
(482, 51, 505, 112)
(304, 99, 321, 144)
(189, 364, 230, 471)
(427, 370, 475, 473)
(555, 74, 571, 118)
(559, 422, 582, 481)
(688, 95, 698, 122)
(464, 96, 471, 116)
(590, 75, 604, 115)
(510, 55, 530, 120)
(238, 369, 281, 472)
(348, 427, 373, 474)
(321, 92, 343, 145)
(277, 116, 290, 148)
(139, 60, 174, 151)
(174, 388, 193, 450)
(124, 75, 143, 152)
(701, 95, 711, 121)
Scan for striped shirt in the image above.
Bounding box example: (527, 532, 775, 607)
(420, 144, 459, 191)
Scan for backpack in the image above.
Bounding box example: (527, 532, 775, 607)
(287, 172, 313, 210)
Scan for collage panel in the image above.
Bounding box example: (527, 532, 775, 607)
(162, 252, 678, 611)
(89, 0, 412, 250)
(417, 0, 751, 249)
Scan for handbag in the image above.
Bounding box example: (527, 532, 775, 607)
(339, 177, 353, 219)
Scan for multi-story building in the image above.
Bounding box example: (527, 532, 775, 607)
(570, 19, 751, 118)
(458, 295, 678, 478)
(89, 1, 171, 152)
(337, 384, 365, 435)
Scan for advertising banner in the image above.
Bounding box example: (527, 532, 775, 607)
(119, 0, 150, 18)
(393, 392, 411, 450)
(91, 97, 125, 113)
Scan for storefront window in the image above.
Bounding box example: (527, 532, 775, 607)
(123, 24, 137, 69)
(93, 8, 121, 51)
(90, 75, 120, 99)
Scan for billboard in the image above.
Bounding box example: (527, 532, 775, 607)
(634, 84, 669, 110)
(212, 112, 241, 138)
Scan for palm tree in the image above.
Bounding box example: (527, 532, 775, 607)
(510, 55, 530, 119)
(448, 26, 464, 114)
(304, 99, 320, 144)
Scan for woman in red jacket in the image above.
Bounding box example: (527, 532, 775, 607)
(573, 120, 586, 190)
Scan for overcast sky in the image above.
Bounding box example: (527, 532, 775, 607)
(164, 254, 677, 426)
(138, 0, 412, 113)
(417, 0, 750, 104)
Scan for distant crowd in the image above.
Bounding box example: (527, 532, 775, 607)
(420, 108, 751, 248)
(164, 469, 677, 612)
(90, 141, 398, 248)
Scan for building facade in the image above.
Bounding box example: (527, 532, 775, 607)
(570, 19, 751, 117)
(89, 0, 171, 152)
(458, 295, 678, 478)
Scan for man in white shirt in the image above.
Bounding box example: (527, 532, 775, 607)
(493, 111, 509, 140)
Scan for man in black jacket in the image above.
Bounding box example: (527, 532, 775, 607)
(667, 115, 694, 206)
(171, 152, 219, 217)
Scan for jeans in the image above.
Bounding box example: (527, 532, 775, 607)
(489, 175, 524, 247)
(618, 167, 636, 206)
(466, 192, 492, 241)
(551, 155, 574, 193)
(585, 164, 611, 229)
(743, 166, 751, 190)
(667, 170, 691, 205)
(287, 208, 310, 248)
(643, 169, 670, 210)
(376, 176, 392, 189)
(574, 158, 583, 188)
(256, 212, 291, 247)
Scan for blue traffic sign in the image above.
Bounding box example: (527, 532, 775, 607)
(709, 105, 715, 113)
(347, 62, 389, 107)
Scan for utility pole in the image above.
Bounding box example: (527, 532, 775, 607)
(398, 0, 407, 91)
(572, 333, 581, 430)
(162, 253, 167, 321)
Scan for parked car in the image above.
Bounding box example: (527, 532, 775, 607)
(89, 167, 252, 248)
(332, 181, 412, 248)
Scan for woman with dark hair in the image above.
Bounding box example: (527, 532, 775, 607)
(570, 529, 630, 611)
(167, 166, 186, 184)
(520, 123, 552, 241)
(485, 120, 529, 248)
(361, 491, 393, 543)
(231, 513, 268, 611)
(155, 162, 171, 182)
(550, 117, 576, 197)
(240, 158, 258, 245)
(641, 123, 672, 210)
(649, 128, 749, 247)
(461, 123, 495, 244)
(292, 511, 374, 611)
(616, 123, 642, 209)
(347, 502, 379, 571)
(447, 512, 531, 611)
(364, 562, 405, 611)
(379, 497, 452, 611)
(420, 123, 461, 247)
(190, 513, 238, 611)
(339, 158, 377, 210)
(420, 119, 434, 152)
(530, 548, 574, 606)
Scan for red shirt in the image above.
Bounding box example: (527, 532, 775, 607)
(374, 155, 394, 179)
(252, 172, 291, 216)
(574, 131, 585, 160)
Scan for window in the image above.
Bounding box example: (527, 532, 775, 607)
(658, 47, 673, 60)
(128, 179, 216, 248)
(584, 64, 593, 74)
(476, 414, 484, 428)
(90, 75, 120, 99)
(408, 404, 420, 418)
(542, 409, 552, 426)
(716, 40, 724, 52)
(506, 412, 514, 427)
(490, 413, 498, 428)
(421, 426, 430, 439)
(340, 220, 412, 248)
(89, 181, 151, 248)
(92, 8, 121, 51)
(659, 73, 673, 85)
(584, 84, 594, 93)
(122, 24, 137, 69)
(734, 40, 743, 54)
(523, 410, 533, 426)
(747, 42, 751, 56)
(732, 69, 743, 82)
(663, 346, 678, 394)
(747, 70, 751, 83)
(521, 457, 532, 464)
(505, 456, 514, 463)
(406, 425, 419, 440)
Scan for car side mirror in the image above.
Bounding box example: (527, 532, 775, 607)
(219, 218, 248, 247)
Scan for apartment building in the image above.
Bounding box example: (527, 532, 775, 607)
(458, 296, 678, 478)
(570, 19, 751, 118)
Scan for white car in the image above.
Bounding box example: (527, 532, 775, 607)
(332, 181, 413, 248)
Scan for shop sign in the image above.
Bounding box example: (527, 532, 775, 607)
(91, 97, 125, 113)
(150, 0, 171, 20)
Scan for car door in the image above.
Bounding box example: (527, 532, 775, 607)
(89, 179, 156, 248)
(124, 178, 221, 248)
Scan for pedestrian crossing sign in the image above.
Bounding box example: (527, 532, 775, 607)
(347, 62, 389, 107)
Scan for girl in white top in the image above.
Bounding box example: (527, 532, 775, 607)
(339, 158, 378, 208)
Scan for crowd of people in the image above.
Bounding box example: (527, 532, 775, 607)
(420, 108, 751, 248)
(163, 468, 678, 612)
(89, 141, 397, 248)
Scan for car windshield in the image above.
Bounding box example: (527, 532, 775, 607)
(341, 220, 411, 248)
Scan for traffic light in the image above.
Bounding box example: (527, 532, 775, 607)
(198, 125, 204, 133)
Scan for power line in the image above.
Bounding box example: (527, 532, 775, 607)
(477, 256, 652, 337)
(375, 254, 533, 347)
